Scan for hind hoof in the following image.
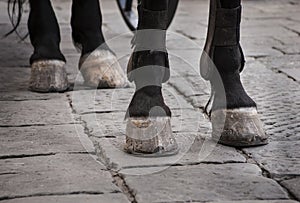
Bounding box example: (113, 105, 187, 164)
(29, 60, 69, 93)
(211, 108, 268, 147)
(79, 49, 129, 88)
(125, 117, 179, 157)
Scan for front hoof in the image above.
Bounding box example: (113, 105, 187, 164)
(211, 108, 268, 147)
(125, 117, 179, 157)
(29, 60, 69, 93)
(79, 49, 129, 88)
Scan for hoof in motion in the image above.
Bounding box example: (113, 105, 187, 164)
(29, 60, 69, 93)
(211, 108, 268, 147)
(79, 49, 128, 88)
(125, 117, 179, 157)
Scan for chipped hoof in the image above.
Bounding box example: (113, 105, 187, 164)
(29, 60, 69, 93)
(79, 49, 128, 88)
(211, 108, 268, 147)
(125, 117, 179, 157)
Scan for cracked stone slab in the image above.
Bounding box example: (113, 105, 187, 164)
(122, 163, 289, 202)
(0, 124, 94, 158)
(278, 68, 300, 82)
(0, 194, 130, 203)
(0, 154, 120, 199)
(0, 97, 75, 126)
(71, 86, 191, 115)
(93, 132, 245, 173)
(243, 141, 300, 179)
(281, 177, 300, 200)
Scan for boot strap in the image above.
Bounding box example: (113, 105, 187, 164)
(213, 6, 241, 46)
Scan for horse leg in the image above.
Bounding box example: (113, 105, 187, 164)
(124, 0, 178, 156)
(200, 0, 268, 147)
(71, 0, 127, 88)
(28, 0, 68, 92)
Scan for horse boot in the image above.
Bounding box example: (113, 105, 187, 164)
(28, 0, 69, 92)
(124, 0, 178, 156)
(71, 0, 127, 88)
(200, 0, 268, 147)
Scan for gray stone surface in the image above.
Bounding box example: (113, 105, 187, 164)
(0, 194, 130, 203)
(0, 124, 94, 157)
(243, 141, 300, 179)
(123, 164, 289, 202)
(0, 154, 120, 199)
(0, 98, 75, 126)
(94, 133, 245, 172)
(281, 177, 300, 200)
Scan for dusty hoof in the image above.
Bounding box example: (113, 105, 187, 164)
(79, 49, 128, 88)
(211, 108, 268, 147)
(29, 60, 69, 93)
(125, 117, 179, 157)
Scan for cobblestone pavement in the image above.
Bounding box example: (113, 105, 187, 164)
(0, 0, 299, 202)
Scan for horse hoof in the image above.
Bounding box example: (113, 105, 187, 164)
(79, 49, 128, 88)
(125, 117, 179, 157)
(29, 60, 69, 93)
(211, 108, 268, 147)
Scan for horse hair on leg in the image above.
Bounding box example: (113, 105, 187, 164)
(28, 0, 65, 64)
(71, 0, 105, 55)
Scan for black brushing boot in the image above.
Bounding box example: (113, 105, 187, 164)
(125, 1, 178, 156)
(200, 0, 268, 147)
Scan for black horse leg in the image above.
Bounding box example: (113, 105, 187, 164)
(28, 0, 68, 92)
(28, 0, 65, 64)
(200, 0, 268, 146)
(125, 0, 178, 156)
(71, 0, 105, 55)
(72, 0, 127, 88)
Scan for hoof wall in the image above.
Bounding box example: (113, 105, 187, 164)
(29, 60, 69, 93)
(125, 117, 179, 157)
(79, 49, 129, 88)
(211, 108, 268, 147)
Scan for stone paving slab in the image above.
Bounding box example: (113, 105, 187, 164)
(0, 194, 130, 203)
(93, 133, 245, 173)
(0, 97, 75, 127)
(0, 154, 120, 200)
(0, 124, 94, 158)
(281, 177, 300, 200)
(122, 163, 289, 202)
(0, 68, 30, 92)
(0, 91, 61, 101)
(243, 141, 300, 180)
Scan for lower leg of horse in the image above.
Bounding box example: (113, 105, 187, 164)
(211, 0, 256, 109)
(219, 0, 240, 8)
(28, 0, 65, 64)
(143, 0, 168, 11)
(71, 0, 105, 55)
(127, 0, 170, 118)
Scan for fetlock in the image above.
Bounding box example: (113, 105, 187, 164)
(127, 86, 171, 118)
